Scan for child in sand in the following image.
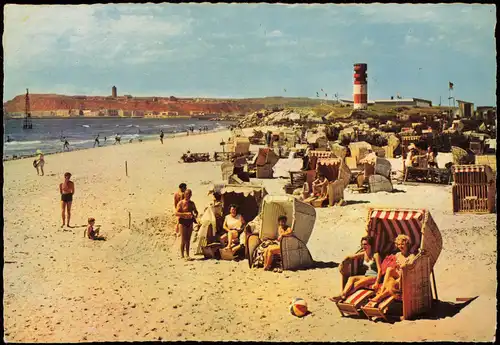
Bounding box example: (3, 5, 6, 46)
(85, 218, 106, 240)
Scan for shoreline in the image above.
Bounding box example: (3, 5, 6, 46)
(3, 125, 233, 162)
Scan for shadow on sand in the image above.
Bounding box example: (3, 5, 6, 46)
(391, 188, 407, 193)
(343, 200, 370, 206)
(311, 261, 339, 269)
(423, 297, 479, 320)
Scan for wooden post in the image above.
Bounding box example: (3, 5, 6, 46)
(125, 161, 128, 177)
(431, 269, 438, 301)
(128, 211, 131, 229)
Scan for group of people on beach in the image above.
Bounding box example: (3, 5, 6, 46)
(57, 171, 106, 240)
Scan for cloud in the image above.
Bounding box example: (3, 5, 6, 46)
(265, 39, 297, 47)
(4, 4, 193, 69)
(404, 34, 420, 45)
(362, 37, 375, 46)
(267, 30, 283, 37)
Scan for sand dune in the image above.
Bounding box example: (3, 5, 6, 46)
(3, 128, 496, 342)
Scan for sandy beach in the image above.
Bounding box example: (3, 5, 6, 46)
(3, 128, 496, 342)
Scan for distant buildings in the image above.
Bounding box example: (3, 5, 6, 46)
(112, 86, 117, 98)
(456, 100, 474, 118)
(373, 98, 432, 107)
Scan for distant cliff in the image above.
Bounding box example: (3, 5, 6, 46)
(3, 94, 332, 118)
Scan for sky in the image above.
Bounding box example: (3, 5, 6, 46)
(3, 3, 497, 106)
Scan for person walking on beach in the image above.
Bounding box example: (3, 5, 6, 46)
(160, 130, 164, 144)
(93, 134, 100, 148)
(34, 149, 45, 176)
(114, 134, 121, 145)
(175, 189, 198, 260)
(59, 172, 75, 228)
(63, 138, 70, 151)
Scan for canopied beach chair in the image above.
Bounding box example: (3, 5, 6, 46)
(452, 165, 496, 214)
(246, 195, 316, 271)
(254, 148, 280, 178)
(195, 183, 267, 259)
(336, 208, 442, 321)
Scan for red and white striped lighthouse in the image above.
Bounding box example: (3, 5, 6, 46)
(353, 63, 368, 110)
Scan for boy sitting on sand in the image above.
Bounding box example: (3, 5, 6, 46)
(85, 218, 106, 240)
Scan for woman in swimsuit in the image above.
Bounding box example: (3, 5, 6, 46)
(222, 204, 245, 249)
(263, 215, 293, 271)
(35, 150, 45, 176)
(175, 189, 198, 260)
(365, 234, 415, 307)
(329, 236, 382, 303)
(59, 172, 75, 228)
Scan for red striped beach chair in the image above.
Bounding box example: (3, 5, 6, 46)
(336, 208, 443, 321)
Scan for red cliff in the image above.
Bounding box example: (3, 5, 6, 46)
(3, 94, 266, 117)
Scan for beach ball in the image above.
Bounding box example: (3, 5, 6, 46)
(289, 297, 308, 317)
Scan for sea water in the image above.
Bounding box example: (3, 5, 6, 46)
(3, 117, 235, 159)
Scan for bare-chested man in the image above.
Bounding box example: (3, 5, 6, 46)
(59, 172, 75, 228)
(175, 189, 198, 260)
(174, 183, 187, 234)
(312, 173, 328, 198)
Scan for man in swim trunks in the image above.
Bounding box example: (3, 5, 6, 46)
(59, 172, 75, 228)
(175, 189, 198, 260)
(174, 183, 187, 234)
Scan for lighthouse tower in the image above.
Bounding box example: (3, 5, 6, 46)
(353, 63, 368, 110)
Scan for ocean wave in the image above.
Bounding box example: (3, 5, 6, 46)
(67, 139, 94, 145)
(4, 140, 42, 146)
(82, 124, 90, 128)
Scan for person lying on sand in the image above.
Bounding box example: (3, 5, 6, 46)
(263, 215, 293, 272)
(174, 183, 187, 234)
(175, 189, 198, 260)
(85, 217, 106, 240)
(364, 234, 415, 308)
(59, 172, 75, 228)
(311, 173, 328, 197)
(329, 236, 382, 303)
(221, 204, 245, 249)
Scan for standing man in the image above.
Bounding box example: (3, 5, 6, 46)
(174, 183, 187, 234)
(93, 134, 100, 148)
(160, 130, 164, 144)
(59, 172, 75, 228)
(175, 189, 198, 260)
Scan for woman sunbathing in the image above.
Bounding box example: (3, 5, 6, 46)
(329, 236, 382, 302)
(263, 215, 293, 272)
(221, 204, 245, 249)
(365, 234, 416, 307)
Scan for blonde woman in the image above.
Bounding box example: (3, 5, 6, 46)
(365, 234, 416, 307)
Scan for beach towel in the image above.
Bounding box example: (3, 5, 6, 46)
(251, 239, 280, 268)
